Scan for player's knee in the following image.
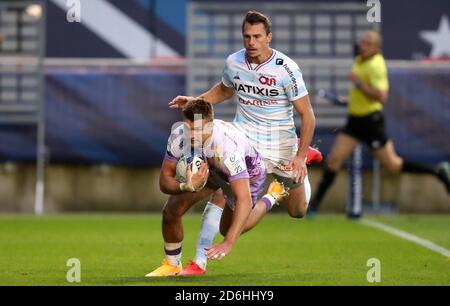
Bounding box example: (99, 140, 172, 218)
(288, 210, 306, 219)
(288, 204, 307, 219)
(210, 190, 226, 208)
(162, 202, 184, 222)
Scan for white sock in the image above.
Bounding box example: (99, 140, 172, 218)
(164, 242, 182, 266)
(194, 202, 223, 270)
(262, 194, 277, 211)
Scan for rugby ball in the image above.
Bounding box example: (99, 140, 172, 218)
(175, 155, 206, 188)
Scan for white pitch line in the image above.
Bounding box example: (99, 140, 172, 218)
(360, 219, 450, 258)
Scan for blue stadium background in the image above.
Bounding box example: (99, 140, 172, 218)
(0, 0, 449, 167)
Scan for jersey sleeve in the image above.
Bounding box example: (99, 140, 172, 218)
(215, 128, 250, 182)
(165, 141, 179, 162)
(165, 138, 180, 162)
(164, 125, 187, 162)
(368, 64, 389, 91)
(282, 60, 309, 102)
(221, 57, 234, 88)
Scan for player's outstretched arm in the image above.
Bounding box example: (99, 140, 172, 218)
(168, 82, 235, 109)
(168, 95, 192, 109)
(197, 82, 235, 105)
(205, 178, 252, 260)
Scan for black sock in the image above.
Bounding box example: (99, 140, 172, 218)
(402, 160, 437, 176)
(402, 160, 450, 193)
(310, 167, 337, 212)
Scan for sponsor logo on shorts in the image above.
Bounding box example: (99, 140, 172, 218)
(275, 163, 293, 172)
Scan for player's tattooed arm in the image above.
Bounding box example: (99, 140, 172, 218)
(159, 159, 187, 194)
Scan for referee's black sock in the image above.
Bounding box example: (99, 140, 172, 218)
(309, 167, 337, 212)
(402, 160, 450, 194)
(402, 160, 437, 176)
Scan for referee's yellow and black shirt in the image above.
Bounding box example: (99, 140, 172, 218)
(348, 53, 389, 116)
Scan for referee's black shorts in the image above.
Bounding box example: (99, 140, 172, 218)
(341, 111, 389, 150)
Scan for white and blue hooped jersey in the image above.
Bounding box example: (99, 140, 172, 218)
(221, 48, 309, 171)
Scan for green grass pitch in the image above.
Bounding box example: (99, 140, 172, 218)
(0, 214, 449, 286)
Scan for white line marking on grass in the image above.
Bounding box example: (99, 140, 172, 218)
(360, 219, 450, 258)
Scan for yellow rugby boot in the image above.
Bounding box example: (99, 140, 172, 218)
(267, 179, 290, 205)
(145, 260, 182, 277)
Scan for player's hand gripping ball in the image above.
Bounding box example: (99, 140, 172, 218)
(175, 155, 207, 191)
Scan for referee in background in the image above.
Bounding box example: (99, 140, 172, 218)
(309, 30, 450, 215)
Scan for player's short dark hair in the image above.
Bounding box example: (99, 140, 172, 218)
(242, 10, 272, 35)
(182, 99, 214, 122)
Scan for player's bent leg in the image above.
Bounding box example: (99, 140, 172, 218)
(271, 171, 310, 219)
(241, 202, 266, 234)
(285, 176, 311, 218)
(181, 185, 229, 275)
(147, 187, 215, 277)
(162, 187, 215, 242)
(203, 180, 286, 247)
(217, 192, 283, 237)
(242, 179, 290, 233)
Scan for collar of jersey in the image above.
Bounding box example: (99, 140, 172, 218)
(244, 50, 276, 71)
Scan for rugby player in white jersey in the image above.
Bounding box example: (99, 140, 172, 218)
(169, 11, 321, 275)
(146, 99, 290, 277)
